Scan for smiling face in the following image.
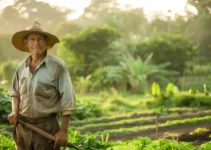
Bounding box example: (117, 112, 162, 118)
(25, 32, 47, 56)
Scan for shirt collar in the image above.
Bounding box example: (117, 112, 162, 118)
(25, 52, 49, 68)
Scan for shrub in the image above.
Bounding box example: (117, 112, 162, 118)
(137, 33, 196, 75)
(57, 25, 121, 77)
(71, 99, 103, 120)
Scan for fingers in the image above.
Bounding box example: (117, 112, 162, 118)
(63, 142, 67, 150)
(54, 130, 68, 149)
(54, 138, 67, 149)
(7, 115, 13, 125)
(7, 113, 19, 126)
(54, 138, 58, 149)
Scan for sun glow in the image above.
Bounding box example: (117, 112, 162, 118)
(0, 0, 191, 20)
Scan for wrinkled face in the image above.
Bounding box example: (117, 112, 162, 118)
(25, 33, 47, 55)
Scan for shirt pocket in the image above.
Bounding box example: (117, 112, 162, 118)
(35, 81, 55, 99)
(19, 78, 27, 95)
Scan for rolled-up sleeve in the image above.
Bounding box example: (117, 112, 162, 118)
(58, 65, 76, 115)
(10, 68, 20, 97)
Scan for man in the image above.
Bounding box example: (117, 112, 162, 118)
(7, 21, 76, 150)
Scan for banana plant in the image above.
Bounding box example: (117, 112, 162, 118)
(116, 53, 179, 93)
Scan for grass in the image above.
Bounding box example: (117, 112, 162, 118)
(77, 91, 155, 116)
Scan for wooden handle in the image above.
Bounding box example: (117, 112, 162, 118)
(18, 120, 83, 150)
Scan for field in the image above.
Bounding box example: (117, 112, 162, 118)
(72, 108, 211, 143)
(1, 92, 211, 149)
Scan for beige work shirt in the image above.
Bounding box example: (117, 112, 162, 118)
(11, 54, 76, 118)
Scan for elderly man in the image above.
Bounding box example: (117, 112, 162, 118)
(7, 21, 76, 150)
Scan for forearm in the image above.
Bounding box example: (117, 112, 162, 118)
(11, 96, 20, 114)
(60, 115, 71, 132)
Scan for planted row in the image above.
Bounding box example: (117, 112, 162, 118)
(76, 110, 211, 133)
(91, 116, 211, 141)
(71, 107, 201, 127)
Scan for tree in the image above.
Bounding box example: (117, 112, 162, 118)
(104, 8, 148, 38)
(186, 0, 211, 63)
(0, 34, 28, 62)
(137, 33, 196, 75)
(55, 22, 82, 37)
(77, 0, 148, 39)
(57, 25, 121, 77)
(0, 0, 72, 33)
(187, 0, 211, 14)
(83, 0, 119, 20)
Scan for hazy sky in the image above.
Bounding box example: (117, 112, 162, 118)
(0, 0, 195, 20)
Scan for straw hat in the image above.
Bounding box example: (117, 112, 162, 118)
(12, 21, 60, 52)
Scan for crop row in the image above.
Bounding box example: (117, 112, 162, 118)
(77, 115, 211, 141)
(74, 110, 211, 133)
(71, 107, 200, 126)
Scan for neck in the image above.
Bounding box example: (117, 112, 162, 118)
(31, 51, 46, 64)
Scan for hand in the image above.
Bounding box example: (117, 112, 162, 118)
(54, 129, 68, 149)
(7, 112, 19, 127)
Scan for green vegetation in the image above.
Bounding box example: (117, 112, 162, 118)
(0, 87, 11, 123)
(0, 134, 15, 150)
(1, 129, 211, 150)
(72, 99, 103, 121)
(2, 0, 211, 149)
(137, 34, 196, 75)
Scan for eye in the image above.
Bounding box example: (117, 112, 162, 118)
(39, 38, 45, 41)
(29, 38, 35, 41)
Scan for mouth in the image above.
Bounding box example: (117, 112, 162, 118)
(33, 47, 42, 50)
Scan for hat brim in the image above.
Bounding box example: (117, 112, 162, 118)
(12, 30, 60, 52)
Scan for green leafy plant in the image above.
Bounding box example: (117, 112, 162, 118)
(72, 99, 103, 120)
(151, 82, 179, 98)
(0, 134, 15, 150)
(189, 89, 199, 95)
(75, 75, 93, 94)
(92, 66, 124, 91)
(190, 127, 209, 135)
(113, 53, 179, 93)
(0, 82, 11, 123)
(151, 82, 162, 97)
